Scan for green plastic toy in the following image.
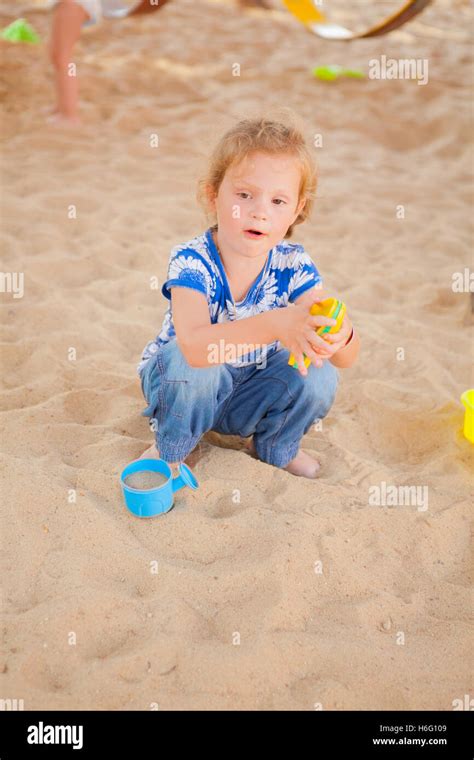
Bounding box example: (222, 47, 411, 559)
(1, 18, 41, 44)
(312, 65, 365, 81)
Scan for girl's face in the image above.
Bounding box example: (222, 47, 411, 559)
(209, 151, 306, 260)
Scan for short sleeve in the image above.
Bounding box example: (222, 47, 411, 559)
(161, 247, 214, 301)
(287, 249, 322, 303)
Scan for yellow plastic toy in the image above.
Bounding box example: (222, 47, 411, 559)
(461, 390, 474, 444)
(288, 297, 346, 370)
(281, 0, 432, 40)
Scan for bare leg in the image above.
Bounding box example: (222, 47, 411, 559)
(49, 0, 88, 123)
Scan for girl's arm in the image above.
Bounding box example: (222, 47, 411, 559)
(294, 285, 360, 369)
(328, 326, 360, 368)
(171, 287, 280, 368)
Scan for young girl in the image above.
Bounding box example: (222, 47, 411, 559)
(138, 117, 360, 479)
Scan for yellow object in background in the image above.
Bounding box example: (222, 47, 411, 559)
(288, 297, 346, 370)
(461, 390, 474, 444)
(281, 0, 432, 41)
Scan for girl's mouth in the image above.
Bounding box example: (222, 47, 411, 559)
(244, 229, 266, 239)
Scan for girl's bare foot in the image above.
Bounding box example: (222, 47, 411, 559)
(41, 105, 59, 116)
(139, 443, 161, 460)
(138, 442, 207, 474)
(244, 436, 321, 478)
(243, 436, 258, 459)
(46, 112, 82, 128)
(283, 449, 321, 479)
(139, 443, 180, 475)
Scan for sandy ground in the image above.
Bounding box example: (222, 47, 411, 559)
(0, 0, 473, 711)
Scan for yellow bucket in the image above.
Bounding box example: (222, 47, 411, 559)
(461, 389, 474, 444)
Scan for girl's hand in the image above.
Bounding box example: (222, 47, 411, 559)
(312, 315, 353, 358)
(293, 287, 353, 363)
(275, 303, 338, 376)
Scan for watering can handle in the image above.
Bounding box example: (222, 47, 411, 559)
(171, 463, 199, 493)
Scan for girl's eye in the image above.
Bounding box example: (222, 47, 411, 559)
(236, 192, 285, 204)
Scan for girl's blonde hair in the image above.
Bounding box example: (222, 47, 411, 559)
(196, 111, 318, 239)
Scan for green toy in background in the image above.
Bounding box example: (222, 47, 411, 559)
(1, 18, 41, 44)
(313, 65, 365, 81)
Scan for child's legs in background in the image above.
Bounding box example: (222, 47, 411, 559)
(213, 349, 340, 468)
(49, 0, 90, 119)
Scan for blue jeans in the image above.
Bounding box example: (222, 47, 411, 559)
(139, 340, 340, 468)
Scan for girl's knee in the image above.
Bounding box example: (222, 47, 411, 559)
(302, 360, 339, 417)
(159, 340, 230, 396)
(50, 0, 87, 62)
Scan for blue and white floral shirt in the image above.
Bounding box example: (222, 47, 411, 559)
(137, 226, 322, 376)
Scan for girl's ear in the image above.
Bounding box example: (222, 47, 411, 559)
(206, 184, 217, 212)
(293, 196, 306, 221)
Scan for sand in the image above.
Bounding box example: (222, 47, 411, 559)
(0, 0, 473, 711)
(124, 470, 169, 489)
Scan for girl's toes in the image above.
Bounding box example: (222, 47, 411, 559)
(46, 113, 82, 128)
(243, 437, 258, 458)
(139, 444, 160, 460)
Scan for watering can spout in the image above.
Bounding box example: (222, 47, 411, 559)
(171, 463, 199, 493)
